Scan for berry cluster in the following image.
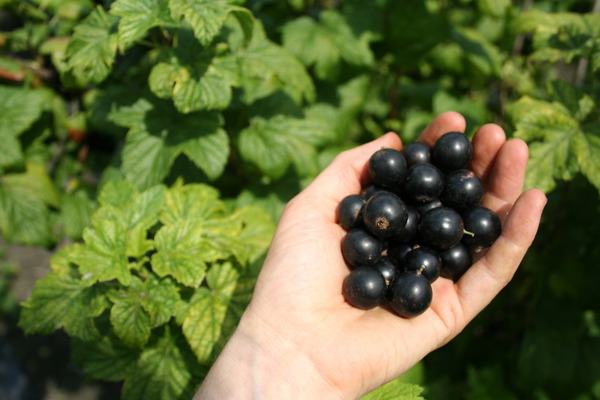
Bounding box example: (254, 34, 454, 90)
(338, 132, 502, 318)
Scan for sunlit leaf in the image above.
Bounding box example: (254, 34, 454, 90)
(110, 0, 175, 50)
(19, 271, 109, 341)
(65, 6, 119, 83)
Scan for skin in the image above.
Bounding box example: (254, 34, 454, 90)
(194, 112, 547, 400)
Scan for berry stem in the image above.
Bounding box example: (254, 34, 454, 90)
(417, 265, 426, 275)
(463, 229, 475, 237)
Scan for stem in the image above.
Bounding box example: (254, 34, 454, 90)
(463, 229, 475, 237)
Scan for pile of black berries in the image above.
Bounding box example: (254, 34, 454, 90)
(338, 131, 502, 318)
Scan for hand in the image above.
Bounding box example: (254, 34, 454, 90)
(195, 112, 547, 400)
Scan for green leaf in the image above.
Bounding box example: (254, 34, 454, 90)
(152, 222, 210, 287)
(181, 284, 230, 362)
(477, 0, 510, 17)
(206, 261, 239, 297)
(0, 163, 60, 245)
(71, 218, 132, 285)
(95, 180, 164, 257)
(121, 330, 198, 400)
(110, 97, 229, 189)
(68, 181, 167, 285)
(574, 126, 600, 194)
(59, 191, 95, 240)
(168, 0, 253, 46)
(238, 112, 336, 179)
(451, 26, 502, 77)
(110, 0, 175, 50)
(141, 274, 181, 327)
(159, 181, 223, 225)
(72, 335, 140, 382)
(19, 270, 109, 341)
(233, 205, 275, 265)
(148, 29, 233, 112)
(65, 6, 119, 84)
(223, 20, 315, 104)
(153, 215, 245, 286)
(383, 2, 449, 67)
(508, 96, 581, 193)
(0, 86, 53, 167)
(108, 279, 153, 348)
(513, 11, 600, 65)
(282, 10, 374, 80)
(152, 183, 261, 285)
(361, 378, 425, 400)
(97, 180, 165, 232)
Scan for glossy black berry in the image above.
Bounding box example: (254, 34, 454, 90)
(388, 271, 432, 318)
(416, 198, 443, 216)
(439, 242, 473, 281)
(362, 191, 408, 238)
(403, 142, 431, 167)
(343, 267, 387, 309)
(373, 257, 400, 286)
(387, 243, 413, 266)
(404, 246, 442, 283)
(441, 169, 484, 210)
(419, 206, 464, 250)
(341, 228, 383, 268)
(391, 206, 420, 243)
(338, 194, 366, 230)
(432, 131, 472, 171)
(361, 185, 387, 200)
(368, 148, 407, 192)
(402, 163, 444, 204)
(462, 206, 502, 252)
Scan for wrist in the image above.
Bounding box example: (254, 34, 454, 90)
(194, 311, 345, 400)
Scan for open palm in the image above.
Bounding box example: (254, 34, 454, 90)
(197, 112, 547, 400)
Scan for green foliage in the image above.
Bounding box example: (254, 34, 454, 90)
(1, 0, 599, 398)
(361, 378, 425, 400)
(20, 180, 275, 399)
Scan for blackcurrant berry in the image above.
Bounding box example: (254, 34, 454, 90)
(368, 148, 407, 192)
(391, 206, 420, 243)
(373, 257, 400, 286)
(361, 185, 387, 200)
(419, 206, 464, 250)
(388, 271, 432, 318)
(387, 243, 413, 266)
(416, 198, 443, 216)
(461, 206, 502, 252)
(432, 131, 472, 171)
(402, 163, 444, 204)
(441, 169, 484, 210)
(343, 267, 387, 309)
(404, 246, 442, 283)
(439, 242, 473, 281)
(403, 142, 431, 167)
(362, 191, 408, 238)
(341, 228, 383, 268)
(338, 194, 366, 230)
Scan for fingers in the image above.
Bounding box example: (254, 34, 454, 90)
(482, 138, 530, 218)
(456, 188, 547, 321)
(307, 111, 467, 206)
(469, 124, 506, 182)
(417, 111, 466, 146)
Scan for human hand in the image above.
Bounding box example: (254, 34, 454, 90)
(195, 112, 547, 400)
